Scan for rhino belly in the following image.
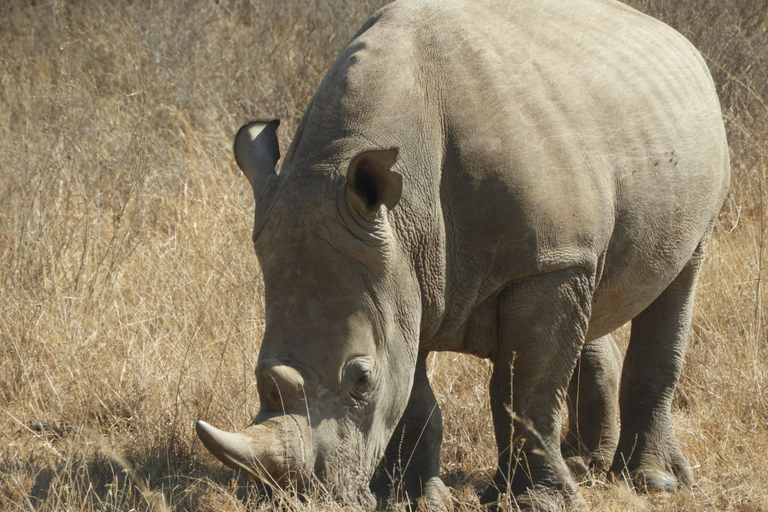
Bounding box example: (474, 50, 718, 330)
(585, 234, 702, 342)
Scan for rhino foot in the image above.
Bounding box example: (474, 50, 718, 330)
(609, 442, 693, 493)
(611, 463, 693, 493)
(630, 468, 680, 492)
(480, 485, 585, 512)
(373, 476, 451, 511)
(562, 454, 590, 479)
(562, 449, 613, 479)
(416, 476, 452, 512)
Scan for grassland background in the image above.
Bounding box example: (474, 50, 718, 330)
(0, 0, 766, 510)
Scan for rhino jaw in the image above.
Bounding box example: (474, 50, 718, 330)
(195, 419, 307, 487)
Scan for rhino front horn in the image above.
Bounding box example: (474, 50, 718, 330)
(195, 420, 265, 481)
(195, 418, 307, 487)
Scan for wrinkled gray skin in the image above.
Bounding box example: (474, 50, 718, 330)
(195, 0, 730, 509)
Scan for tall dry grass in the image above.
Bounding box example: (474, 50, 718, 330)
(0, 0, 766, 511)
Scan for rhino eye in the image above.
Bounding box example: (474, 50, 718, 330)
(344, 357, 374, 401)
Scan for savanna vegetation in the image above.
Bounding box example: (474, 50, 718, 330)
(0, 0, 766, 510)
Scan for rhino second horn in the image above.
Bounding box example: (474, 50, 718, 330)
(256, 359, 306, 411)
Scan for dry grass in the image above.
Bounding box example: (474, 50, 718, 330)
(0, 0, 766, 511)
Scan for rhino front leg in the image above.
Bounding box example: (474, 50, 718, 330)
(370, 353, 452, 511)
(562, 334, 622, 476)
(482, 268, 593, 511)
(610, 247, 704, 491)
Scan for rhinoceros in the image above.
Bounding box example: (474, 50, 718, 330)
(195, 0, 729, 508)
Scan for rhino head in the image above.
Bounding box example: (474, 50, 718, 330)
(196, 120, 421, 505)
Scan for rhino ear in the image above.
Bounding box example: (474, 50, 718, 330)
(347, 148, 401, 213)
(234, 120, 280, 188)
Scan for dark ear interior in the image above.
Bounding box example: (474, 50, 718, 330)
(347, 148, 401, 212)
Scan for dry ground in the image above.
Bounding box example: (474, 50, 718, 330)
(1, 0, 766, 511)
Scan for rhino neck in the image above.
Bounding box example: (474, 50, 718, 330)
(273, 16, 452, 347)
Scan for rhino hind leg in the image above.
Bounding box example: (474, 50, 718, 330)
(370, 353, 452, 511)
(482, 268, 594, 511)
(562, 334, 622, 477)
(609, 245, 705, 491)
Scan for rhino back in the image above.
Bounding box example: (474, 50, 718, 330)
(283, 0, 730, 348)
